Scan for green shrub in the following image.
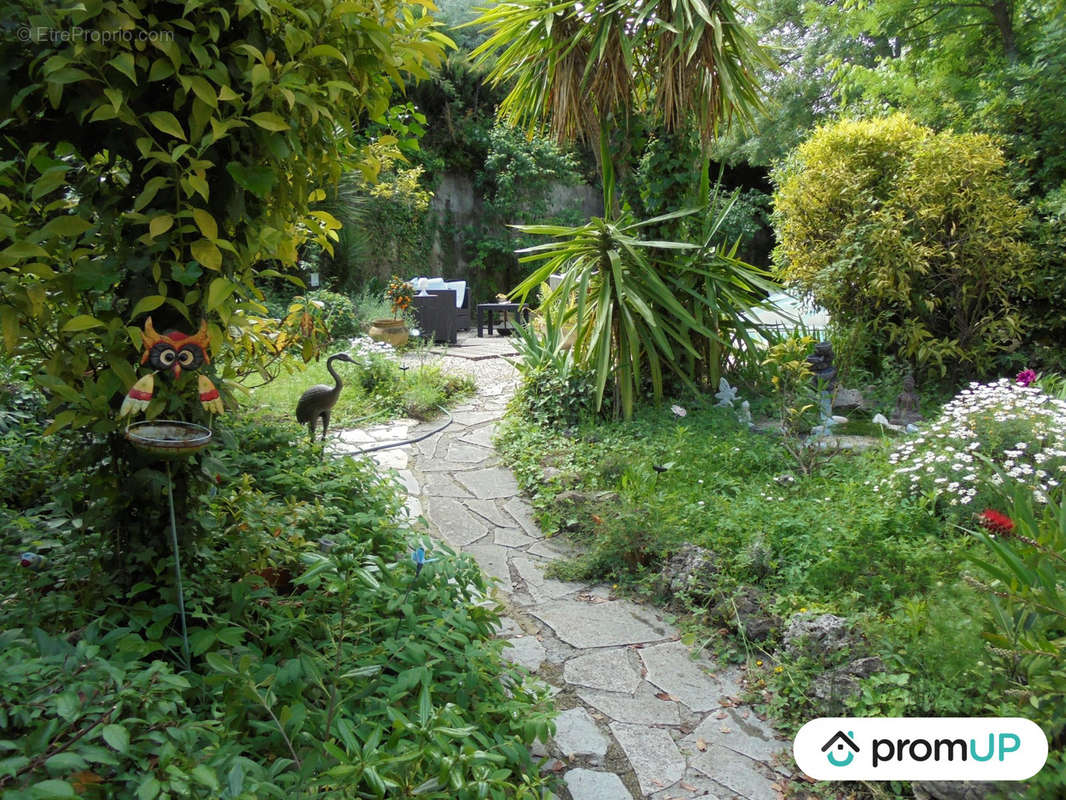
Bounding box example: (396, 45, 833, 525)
(0, 356, 44, 434)
(511, 316, 595, 428)
(772, 114, 1034, 378)
(851, 588, 994, 719)
(307, 290, 360, 342)
(969, 488, 1066, 798)
(0, 627, 229, 800)
(0, 410, 556, 798)
(348, 336, 403, 394)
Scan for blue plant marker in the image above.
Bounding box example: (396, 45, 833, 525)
(410, 546, 439, 577)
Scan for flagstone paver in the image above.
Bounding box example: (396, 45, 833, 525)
(563, 649, 644, 694)
(610, 723, 686, 796)
(502, 635, 548, 672)
(565, 769, 632, 800)
(554, 708, 610, 762)
(330, 331, 790, 799)
(532, 599, 671, 649)
(577, 685, 682, 726)
(639, 641, 727, 713)
(454, 466, 521, 499)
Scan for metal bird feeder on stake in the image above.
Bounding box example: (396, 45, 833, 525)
(120, 318, 226, 671)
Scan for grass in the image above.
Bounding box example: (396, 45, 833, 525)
(498, 399, 960, 615)
(238, 343, 476, 433)
(239, 354, 385, 431)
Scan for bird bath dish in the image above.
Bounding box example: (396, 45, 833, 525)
(126, 420, 212, 458)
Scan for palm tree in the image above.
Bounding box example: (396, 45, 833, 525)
(470, 0, 778, 417)
(469, 0, 772, 150)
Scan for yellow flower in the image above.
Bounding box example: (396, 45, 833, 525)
(756, 660, 763, 667)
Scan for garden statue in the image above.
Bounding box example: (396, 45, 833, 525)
(806, 341, 837, 391)
(738, 400, 753, 429)
(715, 377, 739, 407)
(295, 352, 356, 441)
(120, 318, 224, 418)
(890, 373, 922, 426)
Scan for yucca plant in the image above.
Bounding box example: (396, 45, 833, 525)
(511, 164, 778, 419)
(672, 162, 780, 389)
(469, 0, 771, 147)
(511, 203, 708, 418)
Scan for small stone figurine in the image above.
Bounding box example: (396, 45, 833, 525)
(737, 400, 753, 429)
(806, 341, 837, 391)
(890, 373, 922, 426)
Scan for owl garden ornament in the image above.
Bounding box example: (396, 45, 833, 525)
(119, 318, 224, 418)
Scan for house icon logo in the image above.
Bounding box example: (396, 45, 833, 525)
(822, 730, 860, 767)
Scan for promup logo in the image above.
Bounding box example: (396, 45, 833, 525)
(822, 731, 859, 767)
(795, 718, 1048, 781)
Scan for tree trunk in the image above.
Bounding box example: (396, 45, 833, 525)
(988, 0, 1018, 63)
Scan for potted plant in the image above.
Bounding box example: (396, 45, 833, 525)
(369, 276, 412, 347)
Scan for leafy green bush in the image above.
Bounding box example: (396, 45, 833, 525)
(772, 114, 1034, 378)
(0, 0, 449, 440)
(0, 627, 234, 800)
(969, 488, 1066, 799)
(1, 411, 555, 798)
(307, 290, 360, 342)
(850, 588, 994, 720)
(511, 316, 595, 428)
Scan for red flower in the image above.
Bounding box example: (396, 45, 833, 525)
(976, 509, 1014, 535)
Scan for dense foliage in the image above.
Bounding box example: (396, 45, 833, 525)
(469, 0, 770, 148)
(1, 410, 554, 798)
(772, 115, 1033, 379)
(0, 0, 450, 436)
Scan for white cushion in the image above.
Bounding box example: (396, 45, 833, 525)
(443, 280, 466, 307)
(408, 277, 465, 307)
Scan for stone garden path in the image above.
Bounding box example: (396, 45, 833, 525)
(332, 334, 790, 800)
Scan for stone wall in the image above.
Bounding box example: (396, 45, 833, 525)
(427, 171, 601, 280)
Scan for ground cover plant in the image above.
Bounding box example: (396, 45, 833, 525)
(1, 401, 555, 798)
(881, 376, 1066, 514)
(496, 365, 1066, 798)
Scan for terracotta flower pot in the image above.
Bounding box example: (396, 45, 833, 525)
(368, 319, 409, 348)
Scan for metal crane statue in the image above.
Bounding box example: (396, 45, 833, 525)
(295, 352, 355, 441)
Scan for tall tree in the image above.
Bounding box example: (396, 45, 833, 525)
(466, 0, 777, 418)
(822, 0, 1066, 192)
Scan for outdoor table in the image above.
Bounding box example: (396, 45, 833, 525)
(476, 302, 530, 337)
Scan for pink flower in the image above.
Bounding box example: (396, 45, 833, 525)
(1016, 369, 1037, 387)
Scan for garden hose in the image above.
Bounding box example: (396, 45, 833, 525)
(349, 405, 453, 456)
